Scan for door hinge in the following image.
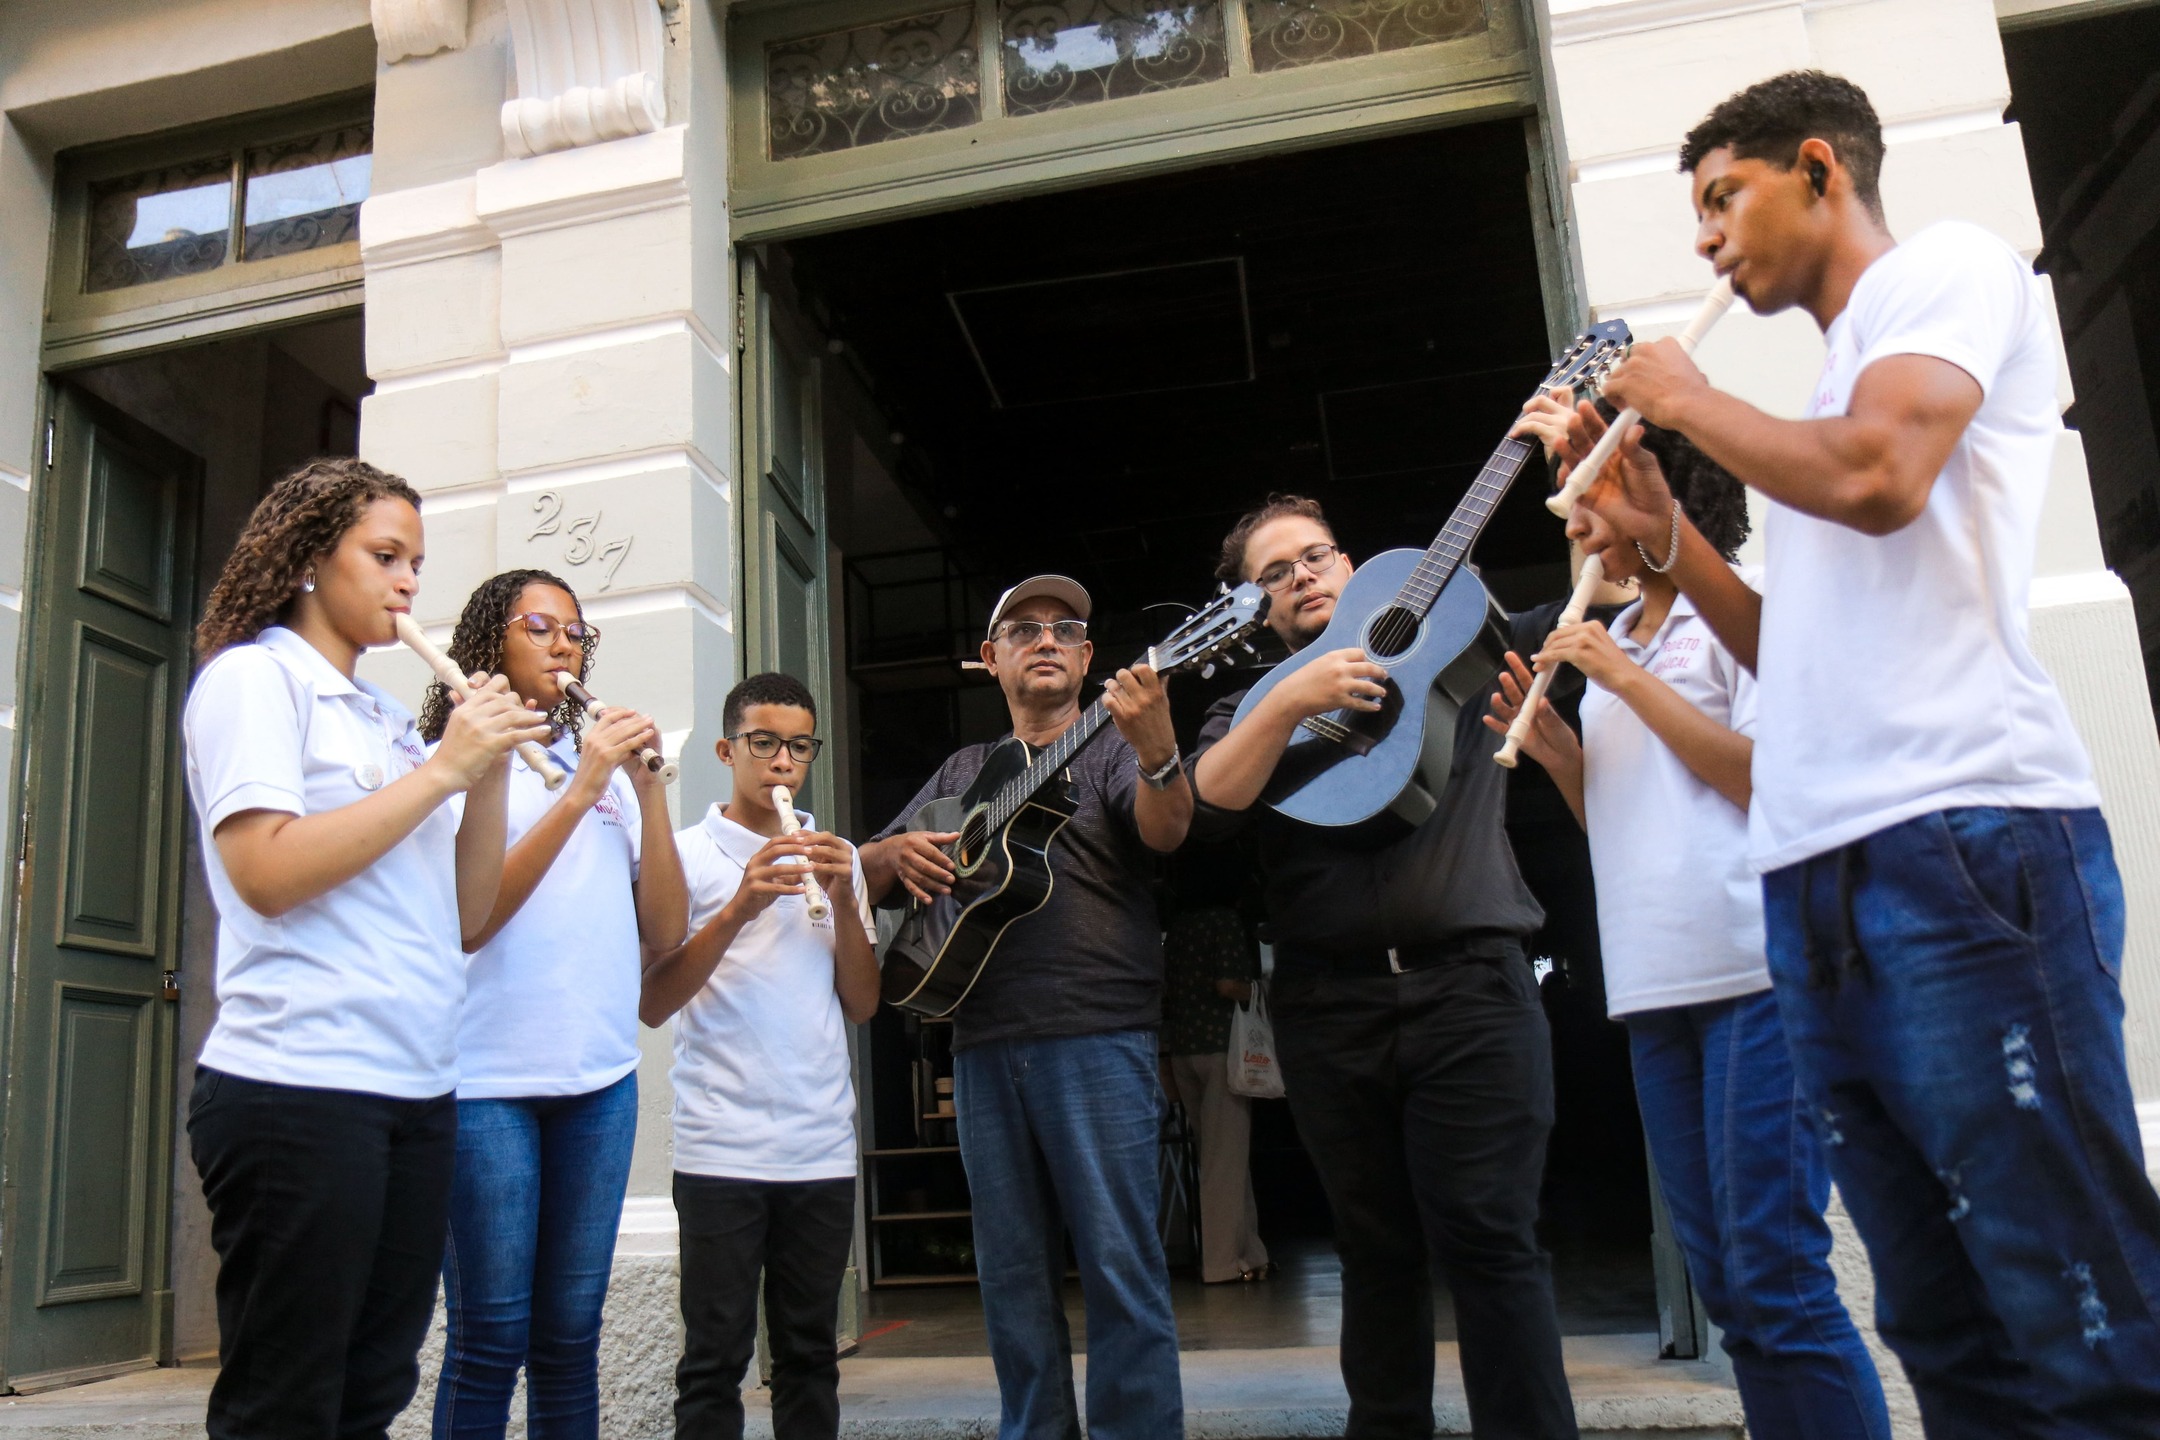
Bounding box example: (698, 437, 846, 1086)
(161, 971, 181, 1002)
(735, 294, 748, 354)
(43, 417, 55, 471)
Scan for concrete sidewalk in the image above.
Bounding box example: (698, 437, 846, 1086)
(0, 1334, 1742, 1439)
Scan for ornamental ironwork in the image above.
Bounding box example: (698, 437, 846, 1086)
(767, 7, 984, 159)
(1246, 0, 1484, 71)
(84, 158, 233, 293)
(1000, 0, 1227, 115)
(242, 126, 372, 262)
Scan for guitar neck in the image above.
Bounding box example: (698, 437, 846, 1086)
(1395, 434, 1540, 618)
(985, 699, 1113, 834)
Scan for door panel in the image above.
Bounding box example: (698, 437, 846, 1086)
(4, 385, 198, 1387)
(739, 251, 833, 818)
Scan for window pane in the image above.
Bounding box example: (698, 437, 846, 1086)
(767, 8, 983, 160)
(84, 158, 232, 293)
(1000, 0, 1227, 115)
(242, 125, 371, 262)
(1245, 0, 1486, 72)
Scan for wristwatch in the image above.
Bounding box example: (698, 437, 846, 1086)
(1140, 747, 1185, 790)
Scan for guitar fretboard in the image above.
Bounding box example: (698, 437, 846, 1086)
(1394, 434, 1539, 618)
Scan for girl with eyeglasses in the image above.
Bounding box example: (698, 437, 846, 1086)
(417, 569, 690, 1439)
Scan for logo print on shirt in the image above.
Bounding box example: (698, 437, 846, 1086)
(592, 791, 628, 828)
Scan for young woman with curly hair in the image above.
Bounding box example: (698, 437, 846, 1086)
(1490, 403, 1891, 1440)
(418, 570, 688, 1439)
(181, 458, 553, 1440)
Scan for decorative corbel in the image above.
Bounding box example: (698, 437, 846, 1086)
(371, 0, 470, 64)
(500, 0, 670, 159)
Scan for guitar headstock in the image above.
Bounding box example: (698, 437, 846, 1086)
(1534, 319, 1632, 403)
(1148, 582, 1271, 679)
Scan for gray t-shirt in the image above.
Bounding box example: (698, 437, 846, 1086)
(873, 726, 1163, 1051)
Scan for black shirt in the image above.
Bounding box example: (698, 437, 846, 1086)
(1190, 610, 1561, 960)
(873, 727, 1163, 1051)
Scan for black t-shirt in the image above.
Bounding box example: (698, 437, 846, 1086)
(1190, 609, 1563, 959)
(873, 727, 1163, 1051)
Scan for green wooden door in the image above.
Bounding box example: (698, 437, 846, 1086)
(2, 386, 197, 1388)
(739, 251, 834, 817)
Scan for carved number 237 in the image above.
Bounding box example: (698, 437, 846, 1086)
(529, 491, 634, 591)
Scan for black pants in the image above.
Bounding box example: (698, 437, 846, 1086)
(186, 1066, 457, 1440)
(673, 1172, 857, 1440)
(1273, 955, 1579, 1440)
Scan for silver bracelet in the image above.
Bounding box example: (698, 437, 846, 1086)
(1635, 499, 1682, 574)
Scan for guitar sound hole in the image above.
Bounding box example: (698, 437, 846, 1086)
(955, 815, 990, 871)
(1364, 605, 1421, 660)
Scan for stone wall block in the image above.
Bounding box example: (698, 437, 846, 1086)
(0, 481, 29, 593)
(1802, 0, 2008, 123)
(1550, 7, 1808, 164)
(410, 502, 500, 628)
(496, 330, 725, 476)
(1682, 305, 1826, 420)
(1571, 168, 1703, 309)
(1880, 124, 2045, 254)
(364, 249, 505, 379)
(360, 371, 502, 493)
(2035, 433, 2106, 579)
(499, 465, 729, 610)
(498, 204, 694, 347)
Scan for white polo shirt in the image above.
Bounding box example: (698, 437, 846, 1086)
(183, 626, 463, 1098)
(1751, 221, 2099, 872)
(1580, 584, 1768, 1019)
(670, 803, 876, 1181)
(444, 734, 644, 1099)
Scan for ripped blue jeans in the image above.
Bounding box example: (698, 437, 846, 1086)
(1763, 807, 2160, 1439)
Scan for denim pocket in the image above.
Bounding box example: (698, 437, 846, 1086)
(2064, 813, 2126, 982)
(1936, 807, 2036, 944)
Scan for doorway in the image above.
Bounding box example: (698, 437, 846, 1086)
(750, 116, 1657, 1344)
(2, 315, 370, 1388)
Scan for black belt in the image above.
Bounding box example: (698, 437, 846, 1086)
(1272, 934, 1523, 978)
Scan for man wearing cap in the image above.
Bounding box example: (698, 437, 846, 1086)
(861, 576, 1192, 1440)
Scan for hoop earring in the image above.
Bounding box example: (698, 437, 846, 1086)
(301, 570, 317, 594)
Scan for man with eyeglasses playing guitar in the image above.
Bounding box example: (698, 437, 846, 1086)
(860, 576, 1193, 1440)
(1190, 498, 1579, 1440)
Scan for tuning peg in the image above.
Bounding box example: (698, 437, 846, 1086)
(1201, 662, 1217, 679)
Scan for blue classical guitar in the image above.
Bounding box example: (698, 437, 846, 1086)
(1231, 320, 1633, 828)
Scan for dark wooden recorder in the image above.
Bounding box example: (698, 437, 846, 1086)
(1230, 320, 1633, 828)
(881, 584, 1270, 1018)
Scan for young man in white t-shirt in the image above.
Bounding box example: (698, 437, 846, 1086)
(1491, 418, 1890, 1440)
(1571, 71, 2160, 1431)
(641, 673, 879, 1440)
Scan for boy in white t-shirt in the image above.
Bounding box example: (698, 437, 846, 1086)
(1492, 416, 1889, 1440)
(1572, 71, 2160, 1429)
(641, 673, 879, 1440)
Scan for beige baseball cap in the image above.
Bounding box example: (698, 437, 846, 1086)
(985, 574, 1092, 640)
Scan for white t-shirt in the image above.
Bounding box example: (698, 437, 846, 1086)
(670, 804, 877, 1181)
(1751, 221, 2100, 871)
(183, 626, 463, 1098)
(1580, 584, 1769, 1018)
(443, 735, 644, 1099)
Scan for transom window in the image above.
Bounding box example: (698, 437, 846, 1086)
(85, 123, 371, 293)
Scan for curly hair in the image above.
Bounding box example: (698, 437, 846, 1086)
(1680, 70, 1885, 222)
(1216, 494, 1335, 582)
(195, 458, 422, 657)
(1638, 423, 1752, 562)
(418, 570, 595, 745)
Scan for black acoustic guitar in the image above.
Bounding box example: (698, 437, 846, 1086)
(881, 584, 1270, 1018)
(1230, 321, 1633, 828)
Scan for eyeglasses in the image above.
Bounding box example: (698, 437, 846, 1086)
(993, 619, 1088, 648)
(1255, 543, 1341, 594)
(732, 731, 824, 762)
(508, 613, 601, 645)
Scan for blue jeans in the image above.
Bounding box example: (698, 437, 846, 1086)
(1628, 990, 1891, 1440)
(432, 1073, 639, 1439)
(1764, 807, 2160, 1438)
(954, 1030, 1183, 1440)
